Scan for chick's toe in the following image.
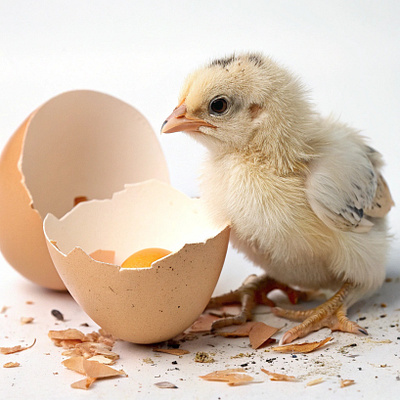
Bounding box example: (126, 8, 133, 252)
(274, 282, 368, 344)
(208, 274, 307, 331)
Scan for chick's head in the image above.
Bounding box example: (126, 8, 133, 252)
(162, 53, 312, 155)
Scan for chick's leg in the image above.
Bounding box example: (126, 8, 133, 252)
(273, 281, 367, 344)
(208, 274, 307, 330)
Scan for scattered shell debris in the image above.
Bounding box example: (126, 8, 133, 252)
(273, 337, 333, 353)
(153, 348, 190, 356)
(154, 381, 178, 389)
(340, 379, 355, 388)
(306, 377, 325, 386)
(0, 339, 36, 354)
(3, 362, 20, 368)
(200, 368, 255, 386)
(216, 321, 279, 350)
(261, 368, 297, 382)
(48, 328, 126, 390)
(2, 276, 400, 394)
(1, 305, 9, 314)
(20, 317, 34, 325)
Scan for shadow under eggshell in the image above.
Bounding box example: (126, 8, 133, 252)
(44, 180, 230, 343)
(0, 91, 169, 290)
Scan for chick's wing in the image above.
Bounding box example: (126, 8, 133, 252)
(305, 137, 393, 233)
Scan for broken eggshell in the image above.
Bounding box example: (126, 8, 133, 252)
(44, 180, 230, 344)
(0, 90, 169, 290)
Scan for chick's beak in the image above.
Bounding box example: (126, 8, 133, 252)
(161, 103, 215, 134)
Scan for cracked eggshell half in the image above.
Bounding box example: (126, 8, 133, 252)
(0, 90, 169, 290)
(44, 180, 230, 344)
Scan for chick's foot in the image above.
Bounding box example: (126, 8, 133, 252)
(273, 281, 368, 344)
(208, 274, 307, 330)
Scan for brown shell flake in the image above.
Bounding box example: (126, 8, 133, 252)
(48, 329, 86, 342)
(340, 379, 355, 388)
(217, 321, 258, 337)
(187, 313, 221, 333)
(152, 348, 190, 356)
(154, 381, 178, 389)
(306, 377, 325, 386)
(261, 368, 297, 382)
(200, 368, 254, 386)
(71, 377, 97, 390)
(3, 362, 20, 368)
(62, 356, 126, 379)
(217, 321, 279, 349)
(1, 306, 9, 314)
(0, 338, 36, 354)
(20, 317, 34, 325)
(248, 322, 279, 349)
(273, 337, 333, 353)
(49, 328, 125, 390)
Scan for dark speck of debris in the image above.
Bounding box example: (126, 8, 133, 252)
(292, 354, 298, 358)
(172, 361, 178, 365)
(167, 341, 180, 349)
(240, 363, 248, 367)
(358, 316, 366, 321)
(51, 309, 64, 321)
(349, 343, 357, 347)
(80, 323, 89, 327)
(265, 358, 277, 364)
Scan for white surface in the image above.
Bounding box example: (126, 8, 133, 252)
(1, 1, 399, 399)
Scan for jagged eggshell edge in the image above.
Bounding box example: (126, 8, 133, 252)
(44, 180, 230, 343)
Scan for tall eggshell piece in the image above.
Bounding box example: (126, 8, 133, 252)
(0, 91, 169, 290)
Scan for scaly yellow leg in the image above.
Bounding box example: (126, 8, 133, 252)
(273, 282, 368, 344)
(207, 274, 308, 330)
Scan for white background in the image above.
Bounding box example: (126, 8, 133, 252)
(1, 1, 399, 399)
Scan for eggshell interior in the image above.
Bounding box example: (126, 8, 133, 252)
(0, 91, 169, 290)
(44, 180, 230, 344)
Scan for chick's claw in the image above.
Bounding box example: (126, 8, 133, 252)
(207, 274, 308, 331)
(274, 282, 368, 344)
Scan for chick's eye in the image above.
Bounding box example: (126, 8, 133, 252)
(209, 97, 229, 115)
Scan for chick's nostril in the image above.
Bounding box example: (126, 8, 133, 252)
(161, 120, 168, 133)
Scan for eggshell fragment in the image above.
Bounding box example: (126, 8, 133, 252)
(44, 180, 230, 344)
(200, 368, 254, 386)
(273, 337, 333, 353)
(0, 90, 169, 290)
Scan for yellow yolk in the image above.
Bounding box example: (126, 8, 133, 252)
(121, 248, 172, 269)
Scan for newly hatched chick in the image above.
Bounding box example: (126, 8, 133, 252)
(161, 53, 394, 344)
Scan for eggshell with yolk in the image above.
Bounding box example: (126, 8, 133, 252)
(44, 180, 230, 343)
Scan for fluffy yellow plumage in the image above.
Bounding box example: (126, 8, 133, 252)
(162, 53, 394, 344)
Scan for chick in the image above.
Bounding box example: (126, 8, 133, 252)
(161, 53, 394, 344)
